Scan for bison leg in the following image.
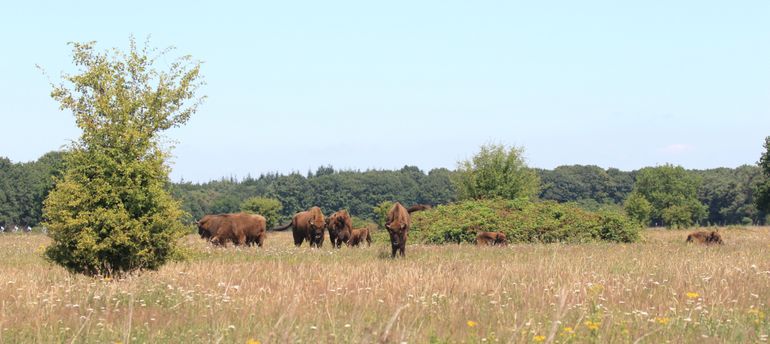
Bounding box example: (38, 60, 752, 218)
(293, 230, 304, 247)
(236, 234, 246, 246)
(257, 233, 265, 247)
(398, 232, 407, 257)
(212, 235, 227, 247)
(389, 232, 399, 258)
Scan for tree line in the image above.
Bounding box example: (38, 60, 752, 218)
(0, 150, 765, 227)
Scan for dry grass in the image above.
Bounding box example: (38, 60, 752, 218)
(0, 227, 768, 343)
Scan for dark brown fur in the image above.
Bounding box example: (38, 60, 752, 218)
(347, 227, 372, 247)
(385, 202, 411, 258)
(327, 210, 353, 248)
(686, 230, 724, 245)
(272, 206, 326, 248)
(475, 231, 508, 246)
(198, 213, 267, 247)
(197, 214, 226, 240)
(407, 204, 432, 213)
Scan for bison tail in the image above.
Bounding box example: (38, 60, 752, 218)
(407, 204, 431, 214)
(270, 223, 292, 231)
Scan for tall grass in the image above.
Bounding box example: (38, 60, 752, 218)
(0, 228, 768, 343)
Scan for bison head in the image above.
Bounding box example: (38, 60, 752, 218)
(708, 231, 724, 245)
(495, 232, 508, 246)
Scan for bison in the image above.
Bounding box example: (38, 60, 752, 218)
(327, 209, 353, 248)
(686, 230, 724, 245)
(347, 227, 372, 247)
(273, 206, 326, 248)
(197, 213, 267, 247)
(385, 202, 411, 258)
(475, 231, 508, 246)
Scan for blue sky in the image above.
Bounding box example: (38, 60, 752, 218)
(1, 1, 768, 182)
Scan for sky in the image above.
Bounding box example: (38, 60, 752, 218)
(1, 1, 768, 182)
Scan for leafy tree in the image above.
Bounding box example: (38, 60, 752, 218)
(42, 38, 204, 276)
(0, 152, 65, 227)
(623, 192, 652, 225)
(240, 197, 283, 228)
(373, 200, 393, 229)
(696, 166, 763, 225)
(625, 164, 706, 228)
(756, 137, 770, 219)
(453, 144, 540, 201)
(418, 168, 457, 205)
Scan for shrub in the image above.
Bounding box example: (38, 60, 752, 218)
(410, 199, 641, 244)
(240, 197, 283, 228)
(741, 217, 753, 226)
(42, 38, 203, 277)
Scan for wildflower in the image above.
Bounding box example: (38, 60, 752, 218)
(533, 335, 546, 342)
(686, 292, 700, 299)
(467, 320, 478, 328)
(562, 327, 574, 334)
(655, 317, 670, 325)
(588, 284, 604, 295)
(584, 320, 600, 331)
(246, 339, 261, 344)
(749, 309, 766, 322)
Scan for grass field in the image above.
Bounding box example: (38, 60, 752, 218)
(0, 227, 768, 343)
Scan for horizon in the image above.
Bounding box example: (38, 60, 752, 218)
(1, 1, 768, 182)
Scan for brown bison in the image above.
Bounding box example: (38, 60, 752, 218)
(347, 227, 372, 247)
(385, 202, 411, 258)
(197, 213, 267, 247)
(475, 231, 508, 246)
(686, 230, 724, 245)
(327, 209, 353, 248)
(273, 206, 326, 248)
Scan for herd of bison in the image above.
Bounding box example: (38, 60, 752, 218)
(196, 202, 725, 258)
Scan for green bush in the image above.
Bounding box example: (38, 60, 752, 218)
(42, 38, 203, 277)
(741, 217, 753, 226)
(240, 197, 283, 228)
(410, 199, 641, 244)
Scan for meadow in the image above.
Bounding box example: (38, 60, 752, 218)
(0, 228, 768, 343)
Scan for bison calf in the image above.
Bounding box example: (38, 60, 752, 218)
(475, 231, 508, 246)
(347, 228, 372, 247)
(686, 230, 724, 245)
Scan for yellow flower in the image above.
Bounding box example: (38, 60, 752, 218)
(467, 320, 478, 328)
(562, 327, 574, 334)
(748, 309, 766, 320)
(686, 292, 700, 299)
(584, 320, 600, 331)
(588, 284, 604, 295)
(246, 339, 261, 344)
(655, 317, 670, 325)
(533, 335, 546, 342)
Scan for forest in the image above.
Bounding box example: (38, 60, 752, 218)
(0, 150, 765, 227)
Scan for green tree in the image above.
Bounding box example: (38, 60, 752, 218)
(373, 200, 393, 229)
(623, 192, 652, 225)
(452, 144, 540, 201)
(755, 137, 770, 219)
(626, 164, 706, 228)
(42, 38, 204, 276)
(240, 197, 283, 228)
